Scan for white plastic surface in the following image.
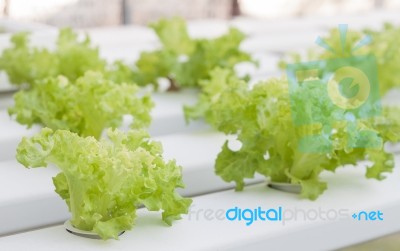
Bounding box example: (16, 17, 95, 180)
(0, 111, 41, 161)
(1, 158, 399, 251)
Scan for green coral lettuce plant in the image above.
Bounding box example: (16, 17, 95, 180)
(186, 68, 400, 200)
(133, 17, 255, 91)
(17, 128, 192, 240)
(0, 28, 133, 88)
(8, 71, 153, 139)
(279, 23, 400, 96)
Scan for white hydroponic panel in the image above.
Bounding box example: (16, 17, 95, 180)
(241, 30, 323, 54)
(231, 10, 400, 36)
(312, 10, 400, 30)
(0, 111, 41, 161)
(1, 157, 399, 251)
(230, 16, 326, 36)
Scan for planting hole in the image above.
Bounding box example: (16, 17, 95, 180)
(227, 137, 242, 151)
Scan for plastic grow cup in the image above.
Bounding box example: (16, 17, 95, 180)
(64, 220, 125, 239)
(268, 182, 301, 194)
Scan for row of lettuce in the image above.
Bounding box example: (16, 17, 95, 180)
(1, 18, 400, 239)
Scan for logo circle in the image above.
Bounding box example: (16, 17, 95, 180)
(327, 66, 370, 110)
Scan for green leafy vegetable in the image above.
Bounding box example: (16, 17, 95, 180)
(279, 23, 400, 95)
(0, 32, 59, 86)
(8, 71, 153, 139)
(0, 28, 133, 87)
(191, 70, 400, 200)
(184, 67, 248, 125)
(16, 128, 192, 240)
(133, 17, 254, 90)
(54, 28, 107, 81)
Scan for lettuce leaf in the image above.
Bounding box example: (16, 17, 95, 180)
(0, 32, 59, 86)
(184, 67, 249, 128)
(8, 71, 153, 139)
(0, 28, 134, 87)
(16, 128, 192, 240)
(279, 24, 400, 95)
(133, 17, 253, 90)
(196, 70, 399, 200)
(150, 17, 195, 55)
(54, 28, 107, 81)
